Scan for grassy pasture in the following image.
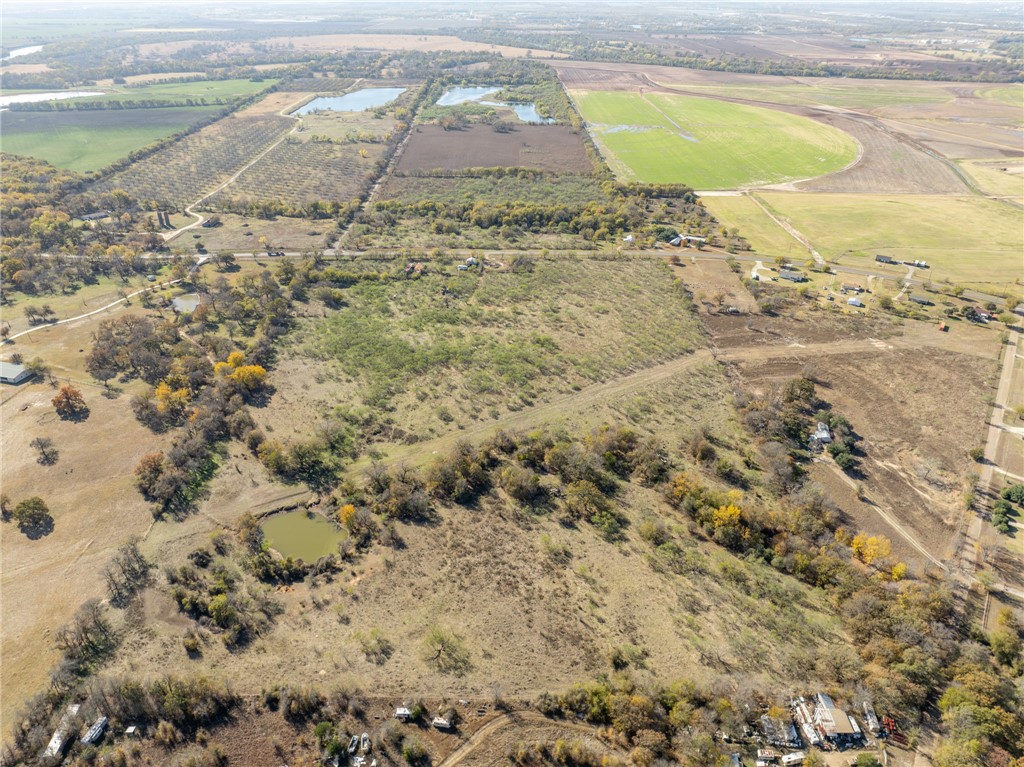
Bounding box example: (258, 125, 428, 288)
(959, 159, 1024, 201)
(573, 90, 858, 188)
(700, 195, 806, 260)
(757, 193, 1024, 291)
(0, 106, 223, 172)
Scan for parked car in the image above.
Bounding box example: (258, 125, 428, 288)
(348, 735, 359, 754)
(361, 733, 371, 752)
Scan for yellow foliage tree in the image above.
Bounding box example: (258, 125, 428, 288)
(154, 381, 191, 417)
(851, 533, 892, 565)
(338, 503, 357, 529)
(231, 364, 267, 392)
(890, 562, 908, 581)
(712, 503, 742, 528)
(226, 351, 245, 368)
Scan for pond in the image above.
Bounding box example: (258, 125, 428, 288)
(0, 90, 104, 107)
(261, 510, 347, 562)
(171, 294, 201, 313)
(436, 85, 555, 124)
(292, 87, 407, 115)
(3, 45, 44, 61)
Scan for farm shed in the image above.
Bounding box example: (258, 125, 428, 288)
(862, 702, 880, 734)
(778, 269, 806, 282)
(875, 255, 896, 264)
(0, 361, 33, 385)
(432, 715, 453, 730)
(811, 422, 832, 445)
(395, 706, 412, 721)
(682, 235, 707, 243)
(811, 693, 861, 746)
(847, 297, 865, 308)
(669, 236, 683, 246)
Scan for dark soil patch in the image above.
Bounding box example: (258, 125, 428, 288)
(397, 124, 591, 173)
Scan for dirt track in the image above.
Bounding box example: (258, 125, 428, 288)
(439, 712, 600, 767)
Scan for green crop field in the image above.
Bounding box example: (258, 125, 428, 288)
(68, 78, 276, 104)
(572, 90, 858, 188)
(0, 106, 224, 172)
(981, 85, 1024, 107)
(757, 192, 1024, 291)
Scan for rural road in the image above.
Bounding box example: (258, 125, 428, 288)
(438, 712, 597, 767)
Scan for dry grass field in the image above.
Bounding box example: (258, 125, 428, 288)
(175, 214, 336, 252)
(396, 125, 591, 173)
(1, 379, 172, 732)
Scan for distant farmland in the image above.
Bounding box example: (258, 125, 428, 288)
(0, 106, 224, 172)
(572, 90, 858, 188)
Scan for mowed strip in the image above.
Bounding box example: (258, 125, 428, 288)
(572, 89, 858, 188)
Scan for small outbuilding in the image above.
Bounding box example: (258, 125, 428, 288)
(81, 716, 108, 745)
(394, 706, 412, 722)
(847, 297, 865, 308)
(432, 716, 453, 730)
(0, 361, 33, 385)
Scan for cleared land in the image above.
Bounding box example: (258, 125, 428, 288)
(267, 258, 708, 446)
(396, 125, 591, 173)
(0, 106, 224, 172)
(51, 78, 273, 105)
(755, 193, 1024, 290)
(572, 90, 858, 188)
(172, 214, 335, 251)
(94, 113, 294, 208)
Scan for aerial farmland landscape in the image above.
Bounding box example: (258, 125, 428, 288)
(0, 1, 1022, 766)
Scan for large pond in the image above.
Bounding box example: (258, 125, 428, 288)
(292, 87, 406, 115)
(435, 86, 554, 124)
(0, 90, 103, 107)
(3, 45, 44, 60)
(261, 510, 347, 562)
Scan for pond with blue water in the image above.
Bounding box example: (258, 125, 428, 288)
(436, 86, 555, 124)
(292, 87, 407, 115)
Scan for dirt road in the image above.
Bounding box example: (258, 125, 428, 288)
(439, 712, 598, 767)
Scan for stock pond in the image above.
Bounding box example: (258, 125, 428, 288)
(436, 86, 555, 124)
(292, 87, 406, 115)
(261, 510, 346, 561)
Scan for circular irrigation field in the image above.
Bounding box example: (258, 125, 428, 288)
(573, 89, 859, 188)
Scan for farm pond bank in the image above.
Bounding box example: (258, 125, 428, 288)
(260, 510, 347, 561)
(437, 85, 555, 124)
(291, 87, 406, 114)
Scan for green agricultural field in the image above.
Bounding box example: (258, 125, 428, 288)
(67, 78, 276, 104)
(573, 90, 858, 188)
(0, 106, 223, 172)
(757, 192, 1024, 291)
(981, 85, 1024, 107)
(701, 194, 805, 260)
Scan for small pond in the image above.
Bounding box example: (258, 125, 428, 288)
(435, 86, 554, 124)
(292, 87, 406, 115)
(261, 510, 347, 562)
(171, 294, 201, 313)
(0, 90, 103, 107)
